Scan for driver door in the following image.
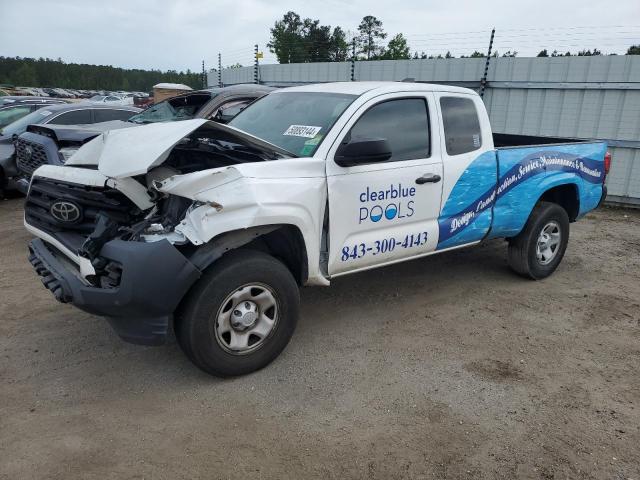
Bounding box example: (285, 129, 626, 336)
(325, 92, 444, 276)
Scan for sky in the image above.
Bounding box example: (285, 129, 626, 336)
(0, 0, 638, 72)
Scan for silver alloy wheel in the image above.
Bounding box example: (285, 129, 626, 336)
(536, 221, 561, 265)
(214, 283, 279, 355)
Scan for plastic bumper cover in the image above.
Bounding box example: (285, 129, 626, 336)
(597, 185, 608, 208)
(28, 238, 201, 345)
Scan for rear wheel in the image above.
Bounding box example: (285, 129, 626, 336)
(507, 201, 570, 280)
(176, 250, 299, 377)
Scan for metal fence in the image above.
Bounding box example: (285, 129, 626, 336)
(209, 55, 640, 206)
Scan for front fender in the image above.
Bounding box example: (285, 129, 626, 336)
(170, 174, 327, 285)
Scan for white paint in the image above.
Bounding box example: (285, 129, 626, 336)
(67, 119, 209, 178)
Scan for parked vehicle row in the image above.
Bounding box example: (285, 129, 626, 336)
(3, 85, 150, 100)
(20, 81, 610, 377)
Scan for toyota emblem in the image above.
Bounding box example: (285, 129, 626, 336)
(24, 145, 33, 160)
(50, 200, 82, 223)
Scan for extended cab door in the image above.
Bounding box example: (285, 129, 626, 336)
(432, 93, 496, 250)
(325, 92, 444, 276)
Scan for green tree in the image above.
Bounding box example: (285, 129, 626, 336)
(627, 45, 640, 55)
(303, 19, 332, 62)
(382, 33, 410, 60)
(0, 56, 202, 90)
(267, 11, 305, 63)
(470, 51, 486, 58)
(357, 15, 387, 60)
(268, 11, 340, 63)
(577, 49, 602, 56)
(329, 27, 349, 61)
(11, 62, 38, 86)
(537, 49, 549, 57)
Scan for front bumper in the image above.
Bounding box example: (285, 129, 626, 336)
(28, 237, 201, 345)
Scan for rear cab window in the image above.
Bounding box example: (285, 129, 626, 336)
(440, 96, 482, 156)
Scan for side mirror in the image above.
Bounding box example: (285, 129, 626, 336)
(335, 137, 392, 167)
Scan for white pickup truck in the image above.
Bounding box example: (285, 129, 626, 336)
(25, 82, 609, 376)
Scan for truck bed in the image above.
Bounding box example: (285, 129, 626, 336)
(493, 132, 595, 149)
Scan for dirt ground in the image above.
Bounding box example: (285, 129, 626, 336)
(0, 196, 639, 480)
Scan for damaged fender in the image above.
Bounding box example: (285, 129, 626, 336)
(155, 162, 329, 285)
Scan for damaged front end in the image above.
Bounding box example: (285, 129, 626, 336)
(25, 119, 292, 344)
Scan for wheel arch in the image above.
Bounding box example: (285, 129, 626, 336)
(186, 223, 309, 286)
(536, 182, 580, 222)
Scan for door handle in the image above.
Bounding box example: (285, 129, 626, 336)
(415, 173, 441, 184)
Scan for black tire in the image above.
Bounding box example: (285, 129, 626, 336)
(176, 249, 299, 377)
(507, 201, 570, 280)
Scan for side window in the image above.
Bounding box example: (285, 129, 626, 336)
(94, 109, 134, 122)
(49, 109, 92, 125)
(209, 98, 252, 121)
(348, 98, 429, 162)
(440, 96, 482, 155)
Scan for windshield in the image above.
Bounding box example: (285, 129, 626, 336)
(0, 105, 33, 128)
(128, 93, 213, 124)
(90, 95, 106, 101)
(0, 108, 52, 136)
(228, 92, 356, 156)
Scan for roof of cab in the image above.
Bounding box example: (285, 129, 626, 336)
(275, 81, 477, 96)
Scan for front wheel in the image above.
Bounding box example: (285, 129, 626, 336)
(507, 201, 570, 280)
(176, 250, 300, 377)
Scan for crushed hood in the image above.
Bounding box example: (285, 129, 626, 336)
(66, 119, 209, 178)
(66, 119, 293, 179)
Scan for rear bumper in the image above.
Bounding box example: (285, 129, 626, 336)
(28, 238, 201, 345)
(597, 185, 608, 208)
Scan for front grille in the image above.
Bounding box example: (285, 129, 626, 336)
(15, 138, 49, 175)
(25, 177, 141, 237)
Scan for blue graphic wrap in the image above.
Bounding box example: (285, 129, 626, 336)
(437, 151, 497, 250)
(437, 142, 606, 249)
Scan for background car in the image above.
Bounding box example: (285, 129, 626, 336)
(128, 84, 274, 124)
(0, 103, 141, 197)
(0, 97, 69, 129)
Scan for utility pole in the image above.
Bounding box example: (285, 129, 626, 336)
(201, 60, 206, 88)
(218, 53, 222, 88)
(479, 28, 495, 98)
(350, 39, 356, 81)
(254, 44, 260, 84)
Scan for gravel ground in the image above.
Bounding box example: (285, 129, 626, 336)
(0, 196, 639, 480)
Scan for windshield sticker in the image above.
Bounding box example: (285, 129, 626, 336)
(283, 125, 321, 138)
(39, 110, 52, 116)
